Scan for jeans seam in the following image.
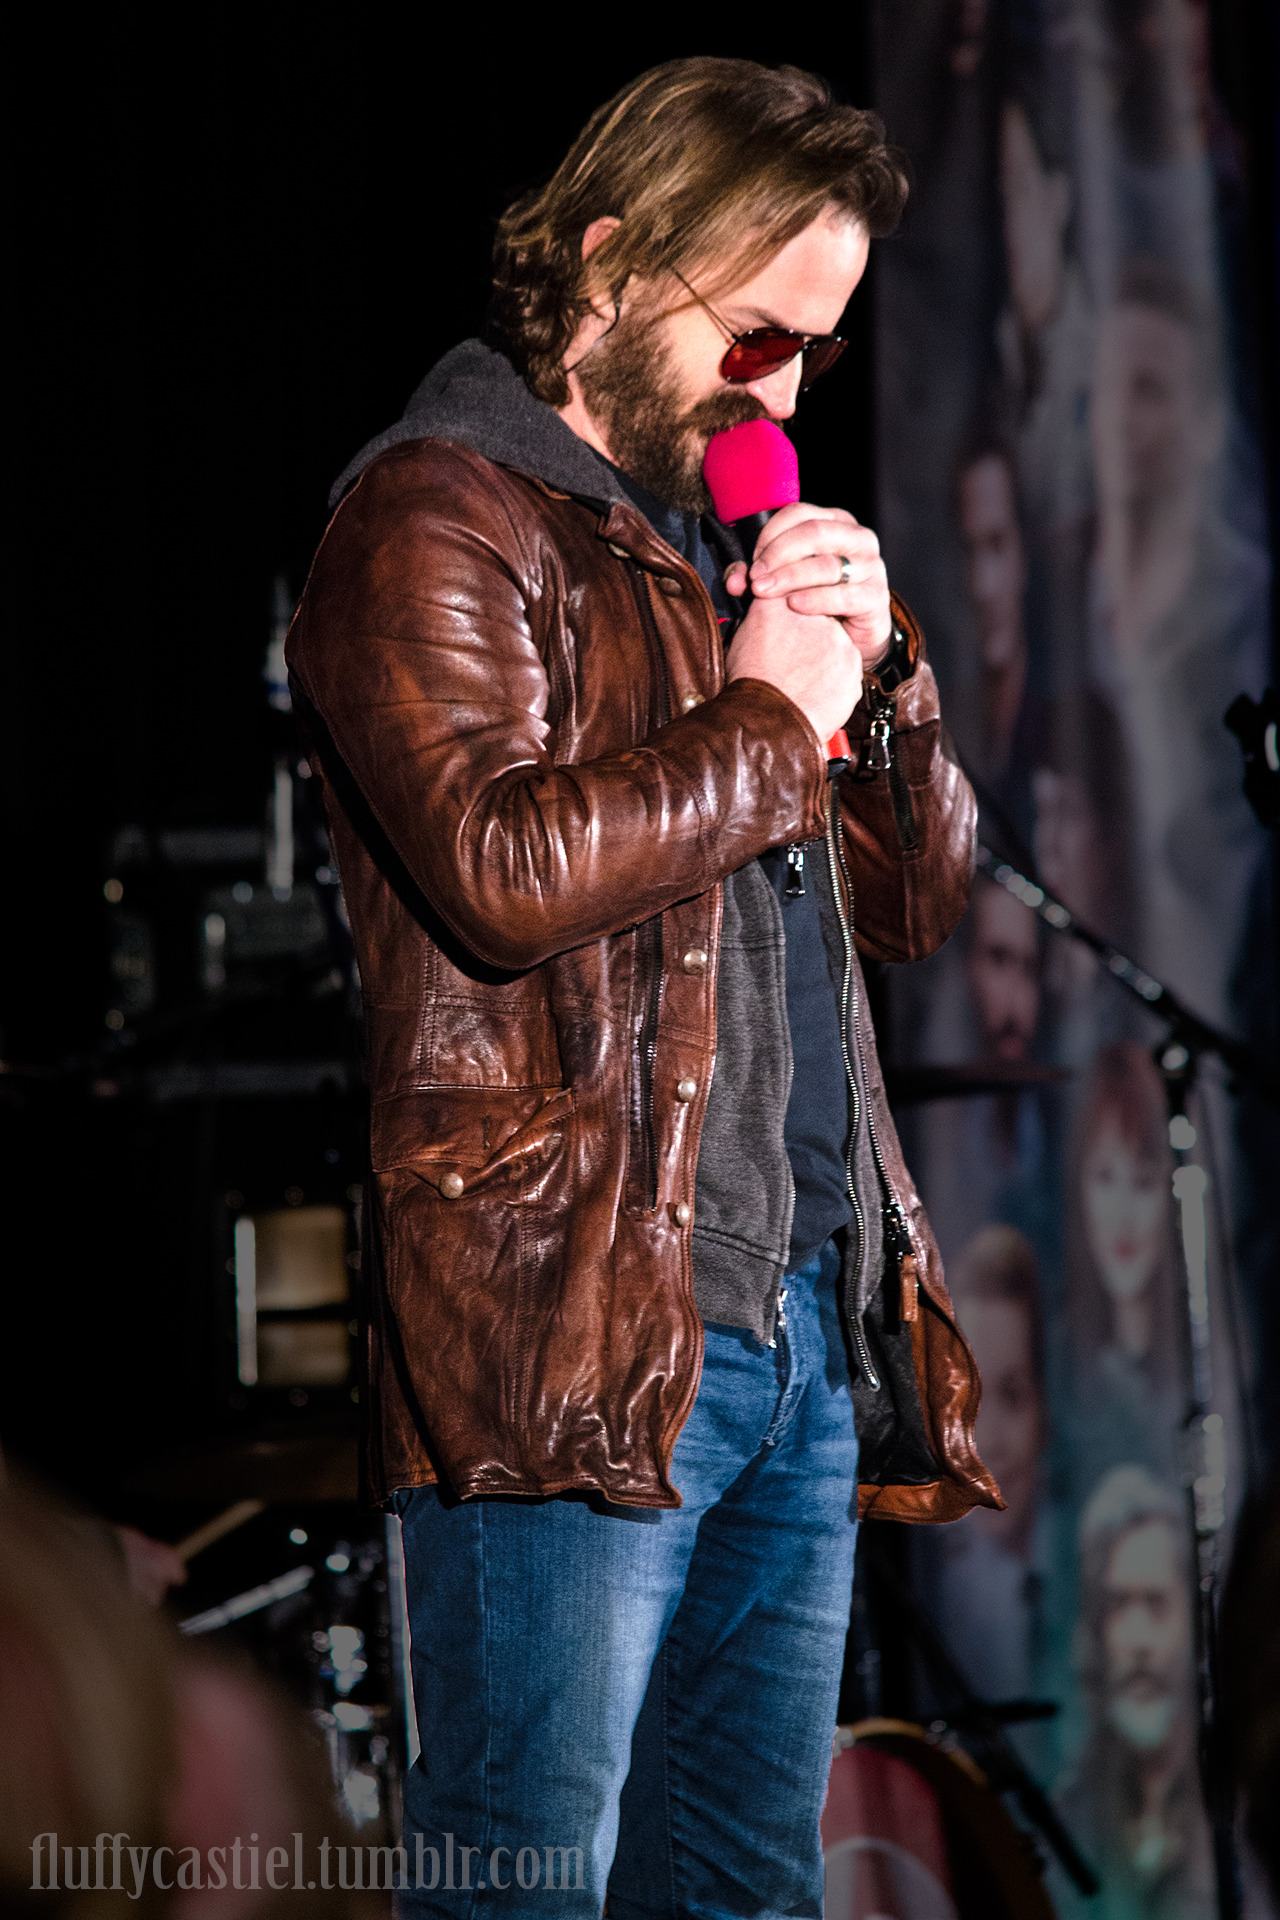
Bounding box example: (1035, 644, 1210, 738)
(471, 1502, 490, 1920)
(659, 1641, 679, 1920)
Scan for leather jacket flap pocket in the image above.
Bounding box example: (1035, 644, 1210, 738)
(371, 1086, 574, 1195)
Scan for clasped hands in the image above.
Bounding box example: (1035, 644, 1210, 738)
(724, 503, 892, 750)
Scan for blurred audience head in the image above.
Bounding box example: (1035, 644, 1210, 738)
(0, 1471, 385, 1917)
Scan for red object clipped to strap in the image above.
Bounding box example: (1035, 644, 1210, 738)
(703, 421, 852, 763)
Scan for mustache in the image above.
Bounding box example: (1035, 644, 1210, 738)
(1112, 1660, 1170, 1693)
(681, 388, 773, 439)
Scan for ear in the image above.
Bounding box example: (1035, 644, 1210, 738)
(581, 215, 621, 262)
(580, 216, 624, 324)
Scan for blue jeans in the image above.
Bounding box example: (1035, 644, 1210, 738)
(395, 1238, 858, 1918)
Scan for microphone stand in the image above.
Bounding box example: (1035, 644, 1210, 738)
(967, 776, 1275, 1920)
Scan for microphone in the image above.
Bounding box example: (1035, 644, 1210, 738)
(702, 420, 851, 762)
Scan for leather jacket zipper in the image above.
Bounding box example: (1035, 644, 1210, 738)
(864, 689, 918, 851)
(827, 788, 922, 1368)
(626, 559, 671, 1212)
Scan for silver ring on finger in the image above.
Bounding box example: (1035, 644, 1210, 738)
(837, 553, 853, 584)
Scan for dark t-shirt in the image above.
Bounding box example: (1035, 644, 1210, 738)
(609, 467, 853, 1266)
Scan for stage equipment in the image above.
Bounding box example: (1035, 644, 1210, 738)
(125, 1427, 359, 1504)
(825, 1720, 1058, 1920)
(883, 1061, 1067, 1104)
(1224, 689, 1280, 830)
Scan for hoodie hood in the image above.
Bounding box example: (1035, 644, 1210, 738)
(329, 339, 630, 512)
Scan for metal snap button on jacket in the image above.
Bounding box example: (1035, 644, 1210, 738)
(439, 1170, 464, 1199)
(673, 1201, 692, 1227)
(680, 691, 705, 711)
(682, 948, 709, 971)
(676, 1078, 697, 1102)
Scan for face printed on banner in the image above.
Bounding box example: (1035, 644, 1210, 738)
(1081, 1121, 1166, 1309)
(967, 881, 1040, 1061)
(1101, 1516, 1189, 1754)
(967, 1296, 1044, 1523)
(1093, 303, 1209, 516)
(999, 102, 1071, 336)
(958, 451, 1026, 673)
(1032, 766, 1110, 927)
(1091, 268, 1226, 656)
(951, 1226, 1046, 1554)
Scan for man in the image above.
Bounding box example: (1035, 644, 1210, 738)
(955, 436, 1030, 785)
(288, 59, 998, 1918)
(967, 877, 1040, 1068)
(1057, 1465, 1212, 1918)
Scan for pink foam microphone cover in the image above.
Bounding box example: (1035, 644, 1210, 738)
(702, 420, 799, 522)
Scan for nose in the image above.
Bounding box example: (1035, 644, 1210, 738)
(745, 354, 805, 420)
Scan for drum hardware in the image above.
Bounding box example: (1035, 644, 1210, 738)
(828, 1718, 1059, 1920)
(885, 1061, 1068, 1104)
(179, 1562, 315, 1635)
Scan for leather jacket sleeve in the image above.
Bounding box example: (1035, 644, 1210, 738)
(287, 445, 831, 972)
(839, 598, 977, 963)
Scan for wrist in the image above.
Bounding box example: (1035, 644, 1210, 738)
(864, 603, 920, 697)
(865, 624, 894, 672)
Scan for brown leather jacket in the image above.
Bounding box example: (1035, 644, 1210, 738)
(288, 417, 1001, 1525)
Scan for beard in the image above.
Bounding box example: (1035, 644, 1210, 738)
(1106, 1685, 1177, 1753)
(575, 301, 771, 514)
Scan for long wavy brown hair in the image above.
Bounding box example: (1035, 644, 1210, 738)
(490, 59, 907, 405)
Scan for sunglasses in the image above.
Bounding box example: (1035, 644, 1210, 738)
(673, 270, 847, 391)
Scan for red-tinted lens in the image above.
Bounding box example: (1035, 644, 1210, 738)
(797, 336, 847, 389)
(719, 330, 807, 383)
(719, 330, 846, 388)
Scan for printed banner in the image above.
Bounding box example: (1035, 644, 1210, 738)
(873, 3, 1272, 1914)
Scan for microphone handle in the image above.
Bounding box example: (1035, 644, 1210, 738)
(731, 512, 851, 765)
